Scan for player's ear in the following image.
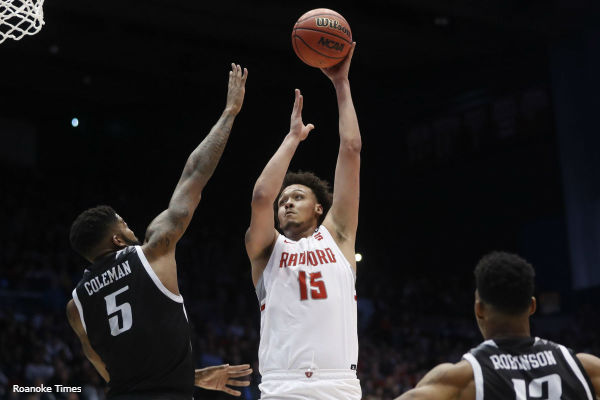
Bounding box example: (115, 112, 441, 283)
(528, 297, 537, 316)
(112, 234, 126, 248)
(474, 292, 485, 320)
(315, 203, 323, 216)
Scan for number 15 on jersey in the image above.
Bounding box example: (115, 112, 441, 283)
(298, 271, 328, 300)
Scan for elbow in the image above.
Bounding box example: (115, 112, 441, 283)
(341, 137, 362, 153)
(251, 187, 273, 207)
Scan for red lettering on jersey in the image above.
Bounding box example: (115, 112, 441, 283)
(307, 251, 317, 266)
(298, 271, 308, 300)
(288, 253, 298, 266)
(299, 252, 306, 265)
(325, 248, 336, 263)
(260, 304, 266, 311)
(310, 272, 328, 299)
(316, 249, 328, 264)
(279, 252, 289, 268)
(314, 232, 324, 241)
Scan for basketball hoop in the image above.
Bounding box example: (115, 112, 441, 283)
(0, 0, 45, 44)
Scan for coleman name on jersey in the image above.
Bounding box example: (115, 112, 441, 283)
(83, 261, 132, 296)
(490, 351, 558, 371)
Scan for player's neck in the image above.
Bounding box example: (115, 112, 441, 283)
(485, 317, 531, 340)
(284, 225, 318, 241)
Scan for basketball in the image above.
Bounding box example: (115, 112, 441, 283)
(292, 8, 352, 68)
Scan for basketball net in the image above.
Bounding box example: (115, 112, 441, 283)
(0, 0, 45, 44)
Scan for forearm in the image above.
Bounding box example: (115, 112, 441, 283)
(253, 134, 301, 201)
(333, 79, 361, 148)
(178, 109, 237, 195)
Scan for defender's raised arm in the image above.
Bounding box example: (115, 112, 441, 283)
(245, 89, 314, 286)
(144, 64, 247, 259)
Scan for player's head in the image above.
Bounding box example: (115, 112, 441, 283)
(275, 171, 332, 237)
(70, 205, 140, 263)
(473, 251, 536, 339)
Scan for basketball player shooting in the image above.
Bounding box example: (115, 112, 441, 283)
(66, 64, 252, 399)
(395, 252, 600, 400)
(245, 43, 362, 399)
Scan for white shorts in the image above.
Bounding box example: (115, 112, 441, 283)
(259, 369, 362, 400)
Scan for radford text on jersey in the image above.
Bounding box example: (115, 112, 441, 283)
(83, 261, 132, 296)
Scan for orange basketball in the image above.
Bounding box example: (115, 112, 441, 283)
(292, 8, 352, 68)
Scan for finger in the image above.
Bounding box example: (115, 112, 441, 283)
(228, 370, 252, 378)
(292, 89, 300, 113)
(241, 67, 248, 83)
(223, 387, 242, 396)
(298, 93, 304, 113)
(228, 364, 251, 371)
(236, 64, 241, 81)
(227, 379, 251, 387)
(307, 123, 315, 132)
(345, 42, 355, 65)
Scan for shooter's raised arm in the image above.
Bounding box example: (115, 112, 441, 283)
(245, 89, 314, 285)
(321, 43, 361, 268)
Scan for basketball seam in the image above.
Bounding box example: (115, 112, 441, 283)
(293, 34, 346, 60)
(293, 27, 352, 44)
(296, 13, 349, 27)
(292, 35, 312, 66)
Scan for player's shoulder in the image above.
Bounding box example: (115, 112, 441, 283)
(577, 353, 600, 375)
(419, 360, 474, 387)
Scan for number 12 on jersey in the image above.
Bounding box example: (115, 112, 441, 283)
(512, 374, 562, 400)
(298, 271, 328, 300)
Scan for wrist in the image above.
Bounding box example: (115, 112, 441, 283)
(223, 107, 239, 117)
(285, 132, 302, 144)
(332, 77, 350, 88)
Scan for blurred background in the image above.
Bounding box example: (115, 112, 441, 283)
(1, 0, 600, 398)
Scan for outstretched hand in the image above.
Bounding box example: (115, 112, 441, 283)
(226, 63, 248, 115)
(194, 363, 252, 397)
(321, 42, 356, 83)
(289, 89, 315, 141)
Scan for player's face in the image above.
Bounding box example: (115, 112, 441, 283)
(115, 214, 141, 246)
(277, 184, 322, 232)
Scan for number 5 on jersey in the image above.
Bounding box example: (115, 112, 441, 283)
(104, 286, 133, 336)
(298, 271, 328, 300)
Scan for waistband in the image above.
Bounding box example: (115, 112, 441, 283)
(261, 368, 357, 381)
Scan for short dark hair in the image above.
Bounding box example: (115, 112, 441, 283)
(275, 171, 333, 226)
(70, 205, 119, 260)
(474, 251, 535, 314)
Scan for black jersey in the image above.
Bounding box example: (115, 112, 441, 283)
(72, 246, 194, 399)
(463, 337, 595, 400)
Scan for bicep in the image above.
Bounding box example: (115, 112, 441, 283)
(325, 144, 360, 239)
(397, 384, 453, 400)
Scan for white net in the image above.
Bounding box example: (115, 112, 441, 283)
(0, 0, 45, 44)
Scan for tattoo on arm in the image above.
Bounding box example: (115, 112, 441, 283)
(182, 113, 234, 183)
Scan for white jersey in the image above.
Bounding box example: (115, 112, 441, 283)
(256, 225, 359, 375)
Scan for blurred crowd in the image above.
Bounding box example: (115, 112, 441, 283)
(1, 165, 598, 400)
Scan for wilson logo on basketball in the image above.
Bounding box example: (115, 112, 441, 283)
(318, 37, 345, 52)
(315, 17, 351, 38)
